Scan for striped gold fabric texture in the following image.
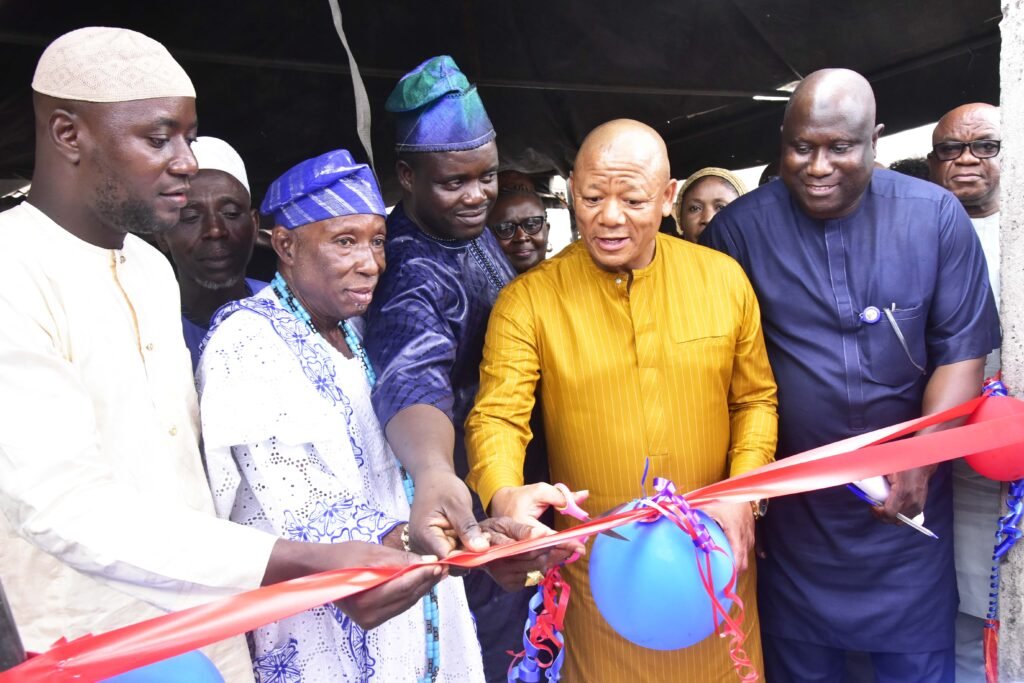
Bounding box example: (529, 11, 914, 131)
(467, 233, 778, 681)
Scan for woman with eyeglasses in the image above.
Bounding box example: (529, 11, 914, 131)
(673, 167, 748, 242)
(488, 190, 550, 274)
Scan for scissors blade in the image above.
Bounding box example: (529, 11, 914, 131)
(590, 503, 630, 541)
(893, 511, 939, 539)
(845, 484, 938, 539)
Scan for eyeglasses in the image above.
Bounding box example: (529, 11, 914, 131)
(492, 215, 546, 240)
(930, 139, 1001, 162)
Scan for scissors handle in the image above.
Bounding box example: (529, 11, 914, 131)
(553, 482, 590, 522)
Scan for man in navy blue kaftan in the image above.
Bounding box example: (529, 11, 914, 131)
(702, 69, 1000, 683)
(363, 56, 537, 682)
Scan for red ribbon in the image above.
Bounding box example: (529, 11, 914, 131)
(984, 620, 999, 683)
(5, 394, 1024, 683)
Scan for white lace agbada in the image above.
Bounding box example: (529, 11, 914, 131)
(198, 289, 484, 682)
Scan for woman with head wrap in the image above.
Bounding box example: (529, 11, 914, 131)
(673, 167, 747, 242)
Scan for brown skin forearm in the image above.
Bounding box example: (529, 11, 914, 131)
(878, 357, 984, 521)
(260, 539, 445, 631)
(380, 524, 408, 551)
(262, 538, 323, 586)
(918, 357, 985, 436)
(384, 404, 487, 556)
(262, 537, 419, 584)
(384, 404, 456, 477)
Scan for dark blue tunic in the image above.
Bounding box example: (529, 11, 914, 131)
(364, 202, 525, 682)
(702, 170, 999, 652)
(366, 202, 514, 475)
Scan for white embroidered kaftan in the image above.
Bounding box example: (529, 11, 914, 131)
(198, 289, 484, 682)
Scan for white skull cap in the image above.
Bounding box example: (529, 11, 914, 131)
(191, 136, 250, 195)
(32, 26, 195, 102)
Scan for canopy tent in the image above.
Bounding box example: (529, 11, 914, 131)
(0, 0, 1001, 204)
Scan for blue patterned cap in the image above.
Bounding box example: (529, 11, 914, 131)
(260, 149, 386, 229)
(386, 55, 496, 153)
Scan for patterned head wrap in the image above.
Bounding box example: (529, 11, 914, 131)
(191, 136, 250, 196)
(386, 55, 496, 153)
(260, 149, 385, 229)
(32, 27, 194, 102)
(673, 167, 747, 235)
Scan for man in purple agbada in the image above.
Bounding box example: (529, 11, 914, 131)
(364, 56, 559, 682)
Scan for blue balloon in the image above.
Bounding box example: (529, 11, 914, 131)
(101, 651, 225, 682)
(589, 502, 735, 650)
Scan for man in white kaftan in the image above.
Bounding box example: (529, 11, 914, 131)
(0, 30, 441, 682)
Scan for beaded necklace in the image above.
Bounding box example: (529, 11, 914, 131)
(271, 273, 376, 384)
(270, 272, 439, 682)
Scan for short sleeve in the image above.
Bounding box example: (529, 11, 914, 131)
(926, 195, 1000, 365)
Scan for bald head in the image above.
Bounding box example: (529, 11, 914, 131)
(779, 69, 882, 220)
(569, 119, 676, 273)
(784, 69, 877, 138)
(928, 103, 1000, 217)
(932, 103, 999, 145)
(575, 119, 671, 185)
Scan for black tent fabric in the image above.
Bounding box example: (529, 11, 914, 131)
(0, 1, 1000, 204)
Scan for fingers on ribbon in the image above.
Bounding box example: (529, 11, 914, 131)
(455, 517, 488, 552)
(415, 525, 458, 557)
(495, 516, 539, 542)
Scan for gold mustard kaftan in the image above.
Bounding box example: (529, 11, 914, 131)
(467, 234, 778, 682)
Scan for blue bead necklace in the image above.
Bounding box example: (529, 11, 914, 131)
(271, 272, 439, 682)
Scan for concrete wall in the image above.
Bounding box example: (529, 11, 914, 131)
(1001, 2, 1024, 680)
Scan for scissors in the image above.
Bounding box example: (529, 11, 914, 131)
(846, 483, 939, 539)
(553, 483, 629, 542)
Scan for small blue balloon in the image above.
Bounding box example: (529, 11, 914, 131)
(589, 503, 735, 650)
(100, 651, 225, 682)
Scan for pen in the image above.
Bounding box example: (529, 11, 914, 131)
(846, 484, 939, 539)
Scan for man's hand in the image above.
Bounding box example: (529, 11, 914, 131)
(700, 501, 755, 572)
(332, 541, 444, 630)
(477, 516, 585, 592)
(384, 405, 488, 558)
(263, 539, 443, 630)
(408, 468, 488, 557)
(875, 466, 934, 523)
(489, 483, 589, 531)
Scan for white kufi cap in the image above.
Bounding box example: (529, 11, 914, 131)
(32, 26, 195, 103)
(191, 137, 250, 195)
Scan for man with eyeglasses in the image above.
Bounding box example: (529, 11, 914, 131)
(703, 69, 999, 682)
(929, 102, 1002, 683)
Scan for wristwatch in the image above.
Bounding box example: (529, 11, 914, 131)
(750, 499, 768, 520)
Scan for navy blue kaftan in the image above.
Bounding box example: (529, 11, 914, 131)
(702, 170, 1000, 652)
(364, 202, 527, 682)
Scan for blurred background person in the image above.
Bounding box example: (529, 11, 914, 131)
(928, 102, 1002, 683)
(889, 156, 930, 180)
(673, 167, 747, 242)
(156, 136, 265, 370)
(488, 190, 550, 275)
